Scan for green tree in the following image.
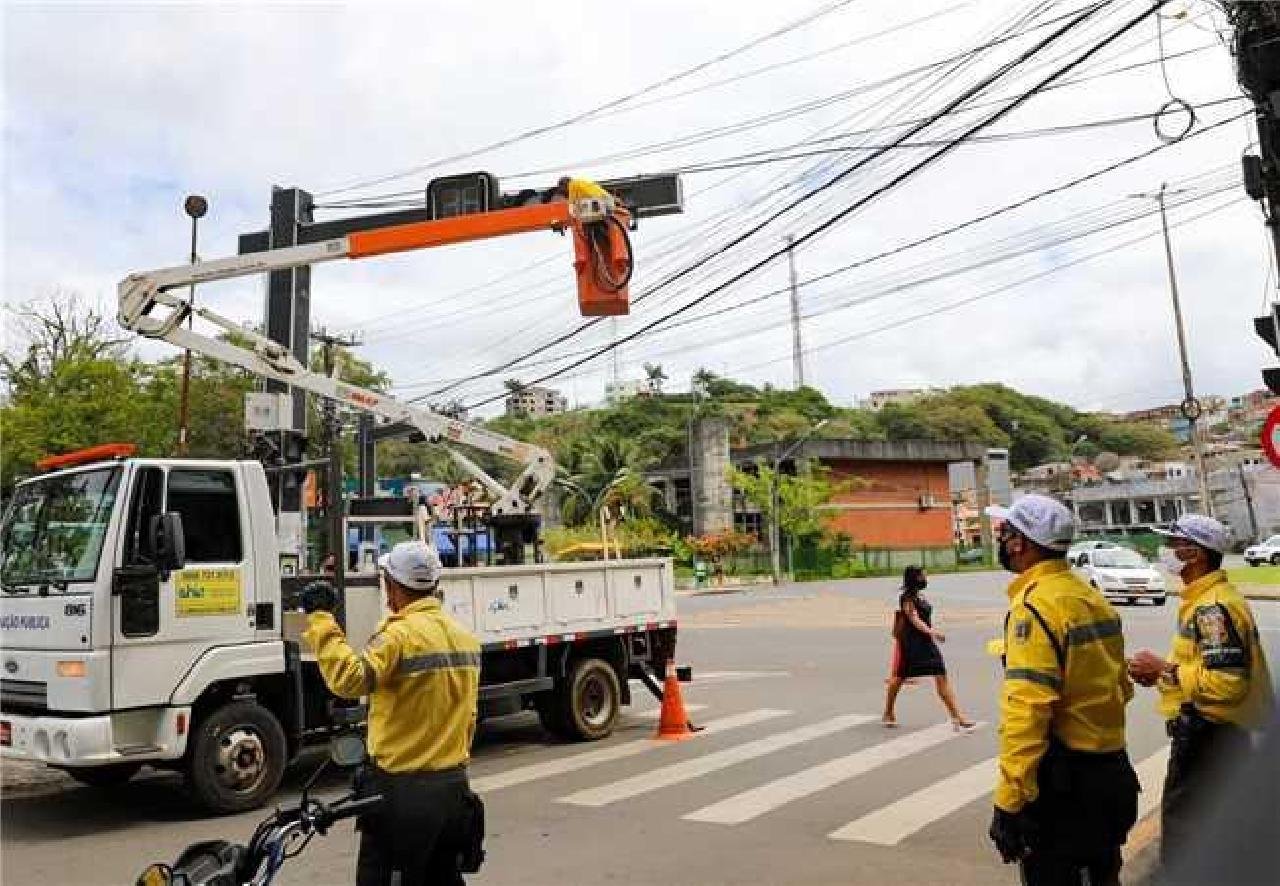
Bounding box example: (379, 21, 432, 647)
(555, 436, 658, 526)
(729, 461, 847, 542)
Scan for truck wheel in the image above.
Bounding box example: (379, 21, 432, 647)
(1271, 554, 1280, 566)
(66, 762, 142, 788)
(186, 700, 286, 814)
(535, 691, 574, 739)
(563, 658, 620, 741)
(1154, 597, 1167, 607)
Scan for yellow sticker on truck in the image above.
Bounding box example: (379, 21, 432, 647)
(175, 568, 242, 617)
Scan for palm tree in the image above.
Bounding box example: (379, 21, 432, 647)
(555, 436, 658, 526)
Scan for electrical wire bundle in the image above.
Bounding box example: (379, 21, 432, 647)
(305, 0, 1241, 414)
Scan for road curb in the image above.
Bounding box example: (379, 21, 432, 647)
(1171, 587, 1280, 602)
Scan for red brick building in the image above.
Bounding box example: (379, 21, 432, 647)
(731, 440, 990, 549)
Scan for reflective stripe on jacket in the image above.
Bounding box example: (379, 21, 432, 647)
(1157, 570, 1274, 729)
(996, 559, 1132, 812)
(303, 596, 481, 774)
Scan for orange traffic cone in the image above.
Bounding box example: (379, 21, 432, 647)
(655, 662, 696, 741)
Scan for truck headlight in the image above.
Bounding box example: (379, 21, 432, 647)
(55, 660, 86, 678)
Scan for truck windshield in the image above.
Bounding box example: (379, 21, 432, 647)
(0, 466, 121, 589)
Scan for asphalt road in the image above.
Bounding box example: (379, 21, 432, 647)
(4, 570, 1278, 886)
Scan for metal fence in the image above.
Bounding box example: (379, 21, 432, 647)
(676, 544, 992, 582)
(792, 544, 990, 581)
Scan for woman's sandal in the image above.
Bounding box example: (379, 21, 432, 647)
(951, 718, 977, 732)
(881, 716, 899, 728)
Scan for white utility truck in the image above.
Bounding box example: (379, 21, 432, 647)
(0, 179, 681, 812)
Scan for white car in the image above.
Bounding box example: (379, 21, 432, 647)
(1072, 547, 1167, 606)
(1066, 540, 1118, 565)
(1244, 535, 1280, 567)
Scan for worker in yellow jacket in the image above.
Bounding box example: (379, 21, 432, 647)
(302, 540, 483, 886)
(985, 494, 1138, 886)
(1127, 514, 1274, 877)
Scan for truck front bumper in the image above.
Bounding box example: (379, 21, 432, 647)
(0, 707, 190, 767)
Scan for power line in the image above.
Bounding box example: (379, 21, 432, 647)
(412, 3, 1114, 402)
(391, 104, 1244, 396)
(716, 193, 1243, 379)
(667, 96, 1243, 174)
(387, 3, 1176, 383)
(315, 2, 1136, 208)
(420, 177, 1235, 394)
(460, 2, 1168, 410)
(314, 0, 861, 199)
(415, 4, 1175, 397)
(497, 20, 1212, 184)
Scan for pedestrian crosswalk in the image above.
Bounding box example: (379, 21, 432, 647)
(473, 704, 1171, 849)
(558, 714, 876, 807)
(685, 721, 983, 825)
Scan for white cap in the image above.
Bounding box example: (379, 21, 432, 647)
(378, 541, 444, 592)
(1154, 514, 1230, 554)
(984, 494, 1075, 552)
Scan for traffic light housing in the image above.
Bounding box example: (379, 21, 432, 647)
(1255, 303, 1280, 394)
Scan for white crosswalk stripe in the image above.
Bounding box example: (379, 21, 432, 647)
(685, 721, 983, 825)
(828, 757, 996, 844)
(631, 703, 708, 721)
(827, 746, 1171, 845)
(472, 708, 787, 793)
(557, 713, 877, 807)
(1135, 746, 1170, 819)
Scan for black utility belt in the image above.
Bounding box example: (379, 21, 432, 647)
(1165, 708, 1243, 739)
(1046, 738, 1128, 765)
(370, 763, 470, 786)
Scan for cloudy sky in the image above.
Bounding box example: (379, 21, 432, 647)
(3, 0, 1272, 417)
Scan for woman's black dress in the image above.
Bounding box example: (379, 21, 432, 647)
(897, 591, 946, 679)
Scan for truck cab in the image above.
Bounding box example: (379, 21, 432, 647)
(2, 455, 291, 810)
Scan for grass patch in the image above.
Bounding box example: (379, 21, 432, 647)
(1229, 565, 1280, 586)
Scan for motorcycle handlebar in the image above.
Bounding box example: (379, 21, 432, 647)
(310, 794, 383, 831)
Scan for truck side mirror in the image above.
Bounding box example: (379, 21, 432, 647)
(150, 513, 186, 576)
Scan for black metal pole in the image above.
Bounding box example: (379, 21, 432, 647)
(177, 194, 207, 455)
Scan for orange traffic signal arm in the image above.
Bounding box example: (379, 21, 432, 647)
(113, 200, 635, 515)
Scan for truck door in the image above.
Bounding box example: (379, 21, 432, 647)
(112, 466, 256, 710)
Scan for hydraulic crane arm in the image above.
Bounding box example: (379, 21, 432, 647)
(117, 198, 631, 515)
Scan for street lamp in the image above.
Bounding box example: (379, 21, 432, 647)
(176, 194, 208, 455)
(769, 418, 830, 585)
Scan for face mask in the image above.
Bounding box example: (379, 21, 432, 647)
(1158, 547, 1187, 576)
(997, 537, 1016, 573)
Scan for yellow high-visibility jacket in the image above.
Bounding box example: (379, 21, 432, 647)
(996, 559, 1132, 812)
(303, 596, 480, 774)
(1157, 570, 1274, 729)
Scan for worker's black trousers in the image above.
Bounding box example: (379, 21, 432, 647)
(356, 765, 473, 886)
(1018, 740, 1139, 886)
(1159, 711, 1251, 876)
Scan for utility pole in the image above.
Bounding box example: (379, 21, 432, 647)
(1130, 184, 1214, 517)
(785, 235, 805, 389)
(1239, 462, 1260, 541)
(311, 328, 361, 588)
(176, 194, 207, 455)
(1230, 4, 1280, 396)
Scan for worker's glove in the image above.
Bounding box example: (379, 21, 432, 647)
(300, 581, 337, 615)
(988, 806, 1034, 864)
